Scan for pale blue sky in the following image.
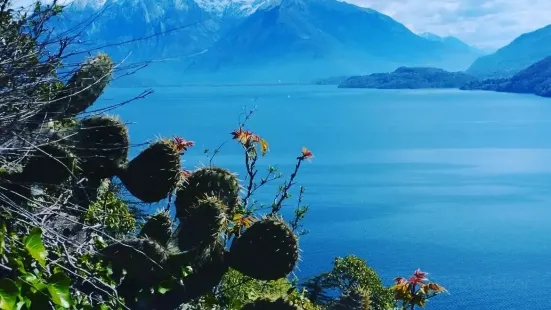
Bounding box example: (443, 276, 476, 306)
(12, 0, 551, 49)
(348, 0, 551, 49)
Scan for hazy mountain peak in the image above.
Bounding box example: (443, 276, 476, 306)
(467, 23, 551, 78)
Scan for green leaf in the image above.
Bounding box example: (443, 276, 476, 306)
(47, 272, 71, 308)
(0, 278, 19, 310)
(24, 228, 47, 268)
(0, 221, 6, 255)
(157, 279, 173, 295)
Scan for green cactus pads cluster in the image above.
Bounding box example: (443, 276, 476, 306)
(330, 288, 371, 310)
(175, 196, 227, 251)
(175, 167, 240, 218)
(19, 143, 76, 185)
(118, 139, 181, 203)
(70, 116, 129, 178)
(139, 210, 173, 246)
(99, 238, 168, 282)
(59, 54, 114, 116)
(241, 298, 300, 310)
(228, 217, 299, 281)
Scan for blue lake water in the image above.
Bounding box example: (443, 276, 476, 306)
(98, 85, 551, 309)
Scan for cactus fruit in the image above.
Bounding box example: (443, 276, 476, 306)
(241, 298, 300, 310)
(117, 139, 181, 203)
(99, 238, 167, 282)
(174, 196, 227, 252)
(329, 287, 371, 310)
(69, 116, 129, 178)
(228, 216, 299, 281)
(175, 167, 240, 218)
(139, 210, 173, 246)
(18, 143, 76, 185)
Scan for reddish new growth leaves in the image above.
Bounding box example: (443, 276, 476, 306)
(392, 269, 446, 309)
(300, 147, 314, 160)
(231, 127, 268, 156)
(180, 169, 192, 179)
(173, 136, 194, 152)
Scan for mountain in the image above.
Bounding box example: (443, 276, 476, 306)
(466, 24, 551, 79)
(55, 0, 220, 83)
(181, 0, 482, 83)
(58, 0, 482, 84)
(338, 67, 478, 89)
(419, 32, 484, 55)
(461, 56, 551, 97)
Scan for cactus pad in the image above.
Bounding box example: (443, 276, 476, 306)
(139, 210, 173, 246)
(70, 116, 129, 178)
(242, 298, 300, 310)
(175, 196, 227, 252)
(118, 139, 181, 203)
(99, 238, 167, 282)
(60, 54, 113, 116)
(228, 217, 298, 281)
(175, 167, 240, 218)
(19, 143, 76, 185)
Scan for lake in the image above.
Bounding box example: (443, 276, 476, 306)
(97, 85, 551, 309)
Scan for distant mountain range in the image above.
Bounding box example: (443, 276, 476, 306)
(57, 0, 484, 84)
(419, 32, 484, 55)
(467, 24, 551, 79)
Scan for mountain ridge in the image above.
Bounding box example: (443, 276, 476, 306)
(60, 0, 482, 84)
(466, 24, 551, 79)
(181, 0, 482, 82)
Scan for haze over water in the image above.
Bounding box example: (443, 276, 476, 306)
(99, 85, 551, 309)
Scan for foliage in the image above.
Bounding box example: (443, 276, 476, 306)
(204, 268, 317, 310)
(303, 255, 394, 310)
(0, 225, 123, 309)
(391, 269, 447, 309)
(82, 179, 137, 236)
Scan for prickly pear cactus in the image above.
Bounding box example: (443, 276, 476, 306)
(99, 238, 168, 282)
(17, 143, 76, 185)
(174, 196, 227, 252)
(175, 167, 240, 218)
(69, 115, 129, 178)
(228, 216, 299, 281)
(241, 298, 301, 310)
(151, 242, 230, 309)
(117, 139, 181, 203)
(33, 54, 114, 124)
(58, 54, 114, 116)
(139, 210, 173, 246)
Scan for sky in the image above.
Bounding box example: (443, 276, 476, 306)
(347, 0, 551, 50)
(12, 0, 551, 50)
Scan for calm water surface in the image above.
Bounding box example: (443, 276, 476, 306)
(98, 86, 551, 309)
